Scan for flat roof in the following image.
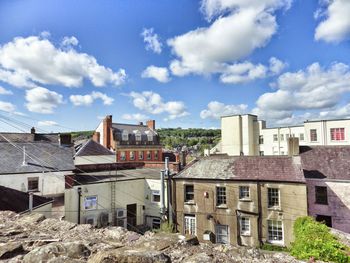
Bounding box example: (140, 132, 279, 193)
(220, 114, 257, 118)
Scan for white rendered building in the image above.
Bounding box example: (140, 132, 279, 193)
(214, 114, 350, 156)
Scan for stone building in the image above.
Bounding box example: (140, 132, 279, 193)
(173, 155, 307, 247)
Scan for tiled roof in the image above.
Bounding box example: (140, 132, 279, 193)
(0, 142, 75, 174)
(175, 156, 305, 183)
(111, 123, 159, 144)
(300, 146, 350, 180)
(0, 185, 53, 213)
(0, 133, 59, 143)
(75, 139, 114, 156)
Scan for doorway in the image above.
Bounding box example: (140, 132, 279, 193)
(126, 203, 137, 230)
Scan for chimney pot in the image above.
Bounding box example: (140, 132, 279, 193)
(30, 127, 35, 134)
(139, 122, 143, 125)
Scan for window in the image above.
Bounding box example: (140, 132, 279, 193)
(267, 220, 283, 243)
(147, 133, 153, 142)
(330, 128, 345, 141)
(147, 151, 151, 160)
(139, 151, 144, 160)
(310, 129, 317, 142)
(215, 224, 229, 244)
(120, 151, 126, 161)
(286, 134, 289, 139)
(299, 133, 304, 141)
(315, 186, 328, 205)
(28, 177, 39, 192)
(130, 151, 135, 160)
(268, 188, 280, 208)
(185, 185, 194, 202)
(259, 151, 264, 156)
(154, 151, 158, 160)
(239, 186, 250, 199)
(280, 134, 284, 141)
(84, 196, 98, 210)
(122, 130, 128, 141)
(259, 135, 264, 144)
(316, 215, 332, 227)
(184, 215, 196, 235)
(240, 217, 250, 236)
(152, 218, 161, 229)
(273, 134, 278, 142)
(216, 187, 227, 206)
(151, 190, 160, 203)
(134, 131, 141, 141)
(281, 151, 284, 155)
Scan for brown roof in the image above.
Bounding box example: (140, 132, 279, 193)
(75, 139, 114, 157)
(300, 146, 350, 180)
(175, 156, 304, 183)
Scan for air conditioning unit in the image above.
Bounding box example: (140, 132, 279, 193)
(116, 208, 127, 228)
(84, 215, 98, 227)
(116, 208, 127, 218)
(99, 212, 109, 227)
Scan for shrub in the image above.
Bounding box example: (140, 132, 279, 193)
(290, 216, 350, 263)
(261, 243, 289, 252)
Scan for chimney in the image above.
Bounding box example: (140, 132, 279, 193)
(138, 122, 144, 126)
(180, 151, 186, 168)
(92, 131, 100, 143)
(147, 120, 155, 130)
(59, 133, 72, 146)
(103, 115, 112, 149)
(30, 127, 35, 134)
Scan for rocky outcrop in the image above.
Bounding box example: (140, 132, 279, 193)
(0, 211, 309, 262)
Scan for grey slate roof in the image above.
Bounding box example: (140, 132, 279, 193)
(175, 156, 305, 183)
(0, 133, 59, 143)
(0, 142, 75, 174)
(112, 123, 159, 144)
(0, 185, 53, 213)
(75, 139, 114, 157)
(300, 146, 350, 180)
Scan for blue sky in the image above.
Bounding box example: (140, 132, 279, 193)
(0, 0, 350, 132)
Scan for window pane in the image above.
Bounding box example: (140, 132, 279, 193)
(216, 187, 226, 206)
(268, 220, 283, 242)
(315, 186, 328, 205)
(239, 186, 250, 199)
(216, 224, 229, 244)
(268, 188, 279, 208)
(185, 185, 194, 201)
(310, 129, 317, 142)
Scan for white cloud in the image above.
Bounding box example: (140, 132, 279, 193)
(38, 120, 58, 126)
(200, 101, 248, 119)
(0, 34, 126, 88)
(254, 62, 350, 123)
(219, 62, 267, 84)
(268, 57, 287, 75)
(25, 87, 63, 114)
(315, 0, 350, 43)
(70, 91, 114, 106)
(0, 86, 13, 95)
(128, 91, 189, 120)
(141, 66, 170, 83)
(167, 0, 291, 77)
(122, 113, 149, 122)
(0, 101, 16, 113)
(61, 36, 79, 46)
(141, 28, 162, 54)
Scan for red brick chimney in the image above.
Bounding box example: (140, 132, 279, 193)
(103, 115, 112, 149)
(147, 120, 155, 130)
(92, 131, 100, 143)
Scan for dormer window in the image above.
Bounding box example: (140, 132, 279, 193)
(122, 130, 128, 141)
(145, 131, 153, 142)
(134, 130, 141, 141)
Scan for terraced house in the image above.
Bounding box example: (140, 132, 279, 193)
(173, 155, 308, 247)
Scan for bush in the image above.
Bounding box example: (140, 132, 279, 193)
(290, 216, 350, 263)
(261, 243, 289, 252)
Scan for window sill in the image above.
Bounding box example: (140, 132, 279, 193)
(268, 207, 282, 211)
(184, 201, 196, 205)
(240, 233, 251, 237)
(239, 198, 252, 202)
(314, 202, 328, 206)
(216, 205, 228, 209)
(267, 241, 284, 246)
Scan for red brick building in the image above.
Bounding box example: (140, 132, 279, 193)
(93, 115, 162, 163)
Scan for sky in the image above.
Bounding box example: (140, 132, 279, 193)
(0, 0, 350, 132)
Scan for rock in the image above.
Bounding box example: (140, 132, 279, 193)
(0, 242, 25, 259)
(16, 213, 46, 225)
(182, 253, 213, 263)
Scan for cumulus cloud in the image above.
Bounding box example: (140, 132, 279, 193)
(141, 28, 162, 54)
(315, 0, 350, 43)
(200, 101, 248, 119)
(70, 91, 114, 106)
(128, 91, 189, 120)
(122, 113, 149, 122)
(167, 0, 291, 78)
(141, 66, 170, 83)
(25, 87, 63, 114)
(61, 36, 79, 46)
(0, 101, 16, 113)
(254, 62, 350, 123)
(38, 120, 58, 126)
(0, 86, 13, 95)
(0, 34, 126, 89)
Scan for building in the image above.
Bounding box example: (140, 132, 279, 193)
(65, 167, 171, 230)
(0, 185, 53, 218)
(0, 130, 75, 198)
(74, 139, 115, 165)
(93, 115, 162, 163)
(173, 156, 307, 247)
(216, 114, 350, 156)
(300, 146, 350, 233)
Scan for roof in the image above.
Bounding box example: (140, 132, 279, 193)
(0, 133, 59, 143)
(0, 142, 75, 174)
(75, 139, 114, 157)
(111, 123, 159, 144)
(300, 146, 350, 180)
(175, 156, 305, 183)
(0, 185, 53, 213)
(304, 118, 350, 123)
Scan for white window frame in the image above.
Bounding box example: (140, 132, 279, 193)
(239, 186, 250, 200)
(84, 196, 98, 210)
(330, 128, 345, 141)
(130, 151, 135, 160)
(147, 134, 153, 142)
(267, 220, 284, 245)
(139, 151, 144, 160)
(216, 186, 227, 206)
(135, 131, 141, 142)
(310, 129, 318, 142)
(268, 188, 280, 208)
(122, 130, 128, 141)
(184, 215, 196, 235)
(28, 177, 39, 192)
(299, 133, 304, 141)
(120, 151, 126, 161)
(146, 151, 151, 160)
(151, 190, 160, 203)
(273, 134, 278, 142)
(184, 185, 194, 202)
(280, 134, 284, 141)
(215, 224, 229, 244)
(154, 150, 158, 160)
(240, 217, 250, 236)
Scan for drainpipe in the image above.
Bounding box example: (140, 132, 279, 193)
(165, 157, 173, 225)
(29, 192, 33, 213)
(160, 170, 166, 217)
(77, 187, 82, 224)
(257, 181, 263, 246)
